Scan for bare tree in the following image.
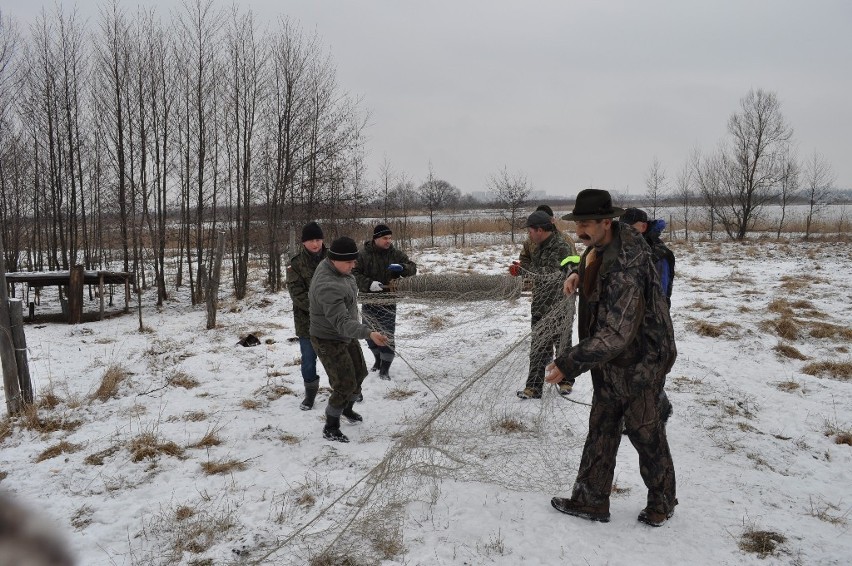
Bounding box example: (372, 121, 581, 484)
(802, 151, 835, 240)
(223, 7, 265, 299)
(699, 89, 793, 240)
(645, 156, 666, 218)
(418, 164, 459, 247)
(378, 154, 395, 221)
(673, 159, 692, 241)
(487, 166, 531, 243)
(775, 149, 799, 238)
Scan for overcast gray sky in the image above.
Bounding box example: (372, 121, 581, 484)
(6, 0, 852, 197)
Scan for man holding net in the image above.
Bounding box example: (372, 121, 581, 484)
(514, 210, 578, 400)
(545, 189, 677, 527)
(353, 224, 417, 380)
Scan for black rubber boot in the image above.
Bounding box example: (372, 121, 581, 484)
(300, 383, 319, 411)
(370, 349, 381, 371)
(323, 415, 349, 442)
(342, 400, 363, 423)
(379, 359, 392, 381)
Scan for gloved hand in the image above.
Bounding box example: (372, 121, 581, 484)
(369, 281, 384, 292)
(509, 261, 521, 277)
(387, 263, 404, 273)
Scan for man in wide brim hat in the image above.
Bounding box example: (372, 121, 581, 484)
(561, 189, 625, 221)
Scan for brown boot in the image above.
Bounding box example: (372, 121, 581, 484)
(550, 497, 610, 522)
(638, 498, 678, 527)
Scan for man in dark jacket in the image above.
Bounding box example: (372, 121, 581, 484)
(515, 210, 579, 400)
(353, 224, 417, 380)
(545, 189, 678, 527)
(309, 237, 389, 442)
(286, 221, 327, 411)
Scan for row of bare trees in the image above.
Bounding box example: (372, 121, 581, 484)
(0, 1, 368, 303)
(643, 89, 836, 240)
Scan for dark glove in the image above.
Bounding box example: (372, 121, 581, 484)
(387, 263, 404, 273)
(509, 261, 521, 277)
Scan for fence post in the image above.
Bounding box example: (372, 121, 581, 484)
(0, 233, 23, 415)
(9, 299, 32, 405)
(68, 265, 84, 324)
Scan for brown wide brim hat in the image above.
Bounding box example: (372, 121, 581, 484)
(561, 189, 625, 221)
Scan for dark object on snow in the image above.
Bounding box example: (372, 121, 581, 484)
(0, 491, 76, 565)
(237, 333, 261, 347)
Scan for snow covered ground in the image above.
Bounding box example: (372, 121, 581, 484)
(2, 237, 851, 565)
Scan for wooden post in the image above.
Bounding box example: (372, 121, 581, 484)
(0, 232, 22, 415)
(206, 232, 225, 330)
(288, 226, 296, 258)
(124, 276, 130, 313)
(99, 272, 105, 320)
(9, 299, 33, 405)
(68, 265, 84, 324)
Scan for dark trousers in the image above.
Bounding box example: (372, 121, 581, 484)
(362, 303, 396, 361)
(310, 337, 368, 415)
(526, 314, 573, 391)
(298, 337, 319, 384)
(571, 366, 677, 514)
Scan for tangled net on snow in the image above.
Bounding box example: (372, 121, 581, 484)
(253, 271, 586, 565)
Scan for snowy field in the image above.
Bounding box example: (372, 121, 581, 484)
(2, 237, 852, 565)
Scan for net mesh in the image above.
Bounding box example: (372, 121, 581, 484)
(253, 271, 588, 565)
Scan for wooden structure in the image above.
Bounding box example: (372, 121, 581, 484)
(5, 267, 134, 324)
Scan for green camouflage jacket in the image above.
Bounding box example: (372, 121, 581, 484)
(554, 222, 676, 385)
(286, 244, 327, 337)
(353, 240, 417, 292)
(528, 230, 577, 319)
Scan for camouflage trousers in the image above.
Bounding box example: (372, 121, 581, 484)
(310, 337, 368, 415)
(571, 365, 677, 515)
(526, 302, 574, 392)
(362, 303, 397, 362)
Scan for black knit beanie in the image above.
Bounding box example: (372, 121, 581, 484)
(301, 221, 324, 242)
(535, 204, 554, 218)
(372, 224, 392, 239)
(620, 208, 648, 224)
(328, 236, 359, 261)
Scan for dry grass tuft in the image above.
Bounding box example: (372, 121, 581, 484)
(189, 427, 223, 449)
(427, 315, 446, 330)
(834, 432, 852, 446)
(280, 433, 300, 445)
(19, 404, 82, 434)
(38, 392, 62, 410)
(84, 445, 120, 466)
(35, 440, 83, 463)
(807, 496, 848, 525)
(686, 300, 714, 311)
(92, 364, 130, 401)
(739, 528, 786, 557)
(761, 316, 800, 341)
(240, 399, 261, 410)
(260, 384, 294, 401)
(71, 505, 94, 530)
(296, 493, 316, 507)
(773, 343, 808, 360)
(129, 433, 185, 462)
(493, 416, 528, 434)
(691, 319, 740, 338)
(0, 419, 11, 443)
(201, 458, 248, 475)
(175, 505, 196, 521)
(802, 361, 852, 381)
(183, 410, 208, 422)
(809, 322, 852, 340)
(309, 553, 360, 566)
(774, 380, 801, 392)
(169, 371, 200, 389)
(385, 388, 417, 401)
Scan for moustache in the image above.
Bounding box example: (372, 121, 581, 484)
(578, 234, 591, 241)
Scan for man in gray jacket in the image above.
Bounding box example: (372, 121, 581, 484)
(310, 236, 389, 442)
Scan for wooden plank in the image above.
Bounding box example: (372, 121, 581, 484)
(0, 233, 22, 415)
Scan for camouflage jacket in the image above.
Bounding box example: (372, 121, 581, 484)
(353, 240, 417, 292)
(309, 258, 372, 342)
(554, 222, 676, 385)
(286, 244, 327, 337)
(529, 230, 577, 319)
